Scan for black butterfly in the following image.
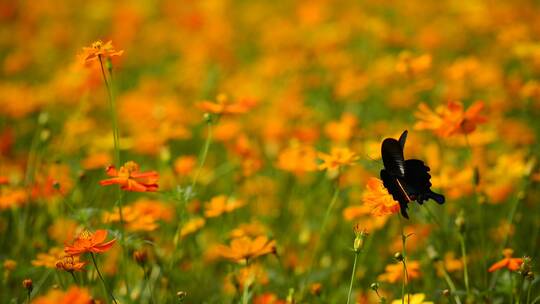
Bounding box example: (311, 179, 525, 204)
(380, 130, 445, 219)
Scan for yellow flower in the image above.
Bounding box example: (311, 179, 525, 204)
(391, 293, 433, 304)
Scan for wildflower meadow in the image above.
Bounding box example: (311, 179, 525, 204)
(1, 0, 540, 303)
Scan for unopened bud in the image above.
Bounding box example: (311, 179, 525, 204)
(442, 289, 450, 297)
(177, 291, 187, 302)
(133, 250, 147, 266)
(22, 279, 33, 292)
(426, 245, 440, 262)
(370, 282, 379, 291)
(353, 225, 368, 253)
(455, 210, 465, 234)
(526, 271, 535, 281)
(394, 252, 404, 262)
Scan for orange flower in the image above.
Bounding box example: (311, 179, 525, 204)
(80, 40, 124, 64)
(216, 235, 276, 263)
(324, 113, 357, 143)
(414, 101, 487, 138)
(197, 93, 256, 115)
(32, 247, 65, 269)
(55, 255, 87, 273)
(362, 177, 400, 216)
(395, 52, 432, 76)
(103, 199, 173, 232)
(174, 156, 197, 176)
(317, 147, 359, 173)
(488, 248, 523, 272)
(378, 260, 421, 283)
(276, 143, 318, 175)
(99, 161, 159, 192)
(64, 229, 116, 256)
(180, 217, 206, 238)
(32, 286, 92, 304)
(204, 195, 245, 218)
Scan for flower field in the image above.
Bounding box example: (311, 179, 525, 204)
(1, 0, 539, 303)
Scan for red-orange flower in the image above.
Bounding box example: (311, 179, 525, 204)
(64, 229, 116, 256)
(80, 40, 124, 64)
(488, 248, 523, 272)
(414, 101, 487, 138)
(99, 161, 159, 192)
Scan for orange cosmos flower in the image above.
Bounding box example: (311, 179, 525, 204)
(217, 235, 277, 263)
(197, 93, 256, 115)
(362, 177, 400, 216)
(488, 248, 523, 272)
(276, 143, 318, 175)
(32, 286, 92, 304)
(99, 161, 159, 192)
(395, 52, 432, 76)
(180, 217, 206, 238)
(204, 195, 245, 218)
(378, 260, 421, 283)
(64, 229, 116, 256)
(80, 40, 124, 64)
(318, 147, 359, 172)
(55, 255, 87, 273)
(414, 101, 487, 138)
(32, 247, 65, 269)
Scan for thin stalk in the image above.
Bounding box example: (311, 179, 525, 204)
(98, 55, 131, 298)
(70, 272, 78, 285)
(191, 120, 213, 191)
(143, 267, 155, 304)
(440, 265, 463, 304)
(517, 275, 524, 304)
(526, 279, 532, 304)
(91, 253, 118, 304)
(26, 289, 31, 304)
(346, 252, 360, 304)
(459, 234, 470, 296)
(398, 214, 410, 304)
(171, 120, 213, 269)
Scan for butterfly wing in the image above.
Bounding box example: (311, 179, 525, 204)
(404, 159, 445, 205)
(380, 169, 410, 219)
(381, 138, 405, 177)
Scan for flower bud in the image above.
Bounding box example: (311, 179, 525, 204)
(442, 289, 450, 297)
(370, 282, 379, 291)
(133, 250, 148, 266)
(22, 279, 33, 292)
(394, 252, 404, 262)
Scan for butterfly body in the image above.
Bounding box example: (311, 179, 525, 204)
(380, 130, 445, 219)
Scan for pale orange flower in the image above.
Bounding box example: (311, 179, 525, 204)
(204, 195, 245, 218)
(197, 93, 256, 115)
(180, 217, 206, 238)
(362, 177, 400, 216)
(99, 161, 159, 192)
(396, 52, 432, 76)
(216, 235, 276, 263)
(317, 147, 359, 172)
(103, 199, 173, 232)
(32, 247, 65, 269)
(276, 143, 318, 175)
(64, 229, 116, 256)
(378, 260, 421, 283)
(414, 101, 487, 137)
(488, 248, 523, 272)
(174, 156, 197, 176)
(80, 40, 123, 64)
(324, 113, 358, 143)
(55, 255, 87, 273)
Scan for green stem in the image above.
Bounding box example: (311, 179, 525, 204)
(70, 271, 78, 285)
(91, 253, 118, 304)
(26, 290, 31, 304)
(398, 214, 409, 304)
(346, 252, 360, 304)
(459, 234, 470, 297)
(98, 55, 131, 299)
(526, 279, 532, 304)
(441, 266, 463, 304)
(143, 267, 155, 304)
(191, 120, 213, 191)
